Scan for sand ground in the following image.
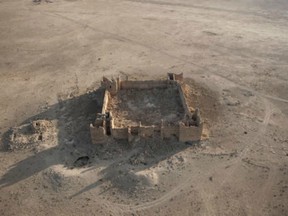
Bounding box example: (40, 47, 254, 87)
(0, 0, 288, 215)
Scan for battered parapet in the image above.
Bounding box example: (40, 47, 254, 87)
(90, 73, 203, 144)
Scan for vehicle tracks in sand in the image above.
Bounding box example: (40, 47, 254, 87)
(88, 76, 281, 215)
(202, 96, 277, 216)
(109, 162, 223, 214)
(29, 7, 288, 106)
(25, 11, 283, 211)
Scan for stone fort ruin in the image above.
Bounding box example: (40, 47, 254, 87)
(90, 73, 203, 144)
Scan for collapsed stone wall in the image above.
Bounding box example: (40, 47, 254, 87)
(101, 77, 120, 96)
(161, 124, 178, 139)
(179, 122, 203, 142)
(90, 124, 106, 143)
(90, 90, 111, 144)
(103, 73, 183, 95)
(168, 72, 183, 82)
(139, 125, 155, 137)
(120, 80, 171, 90)
(102, 90, 110, 114)
(177, 83, 191, 117)
(111, 127, 128, 139)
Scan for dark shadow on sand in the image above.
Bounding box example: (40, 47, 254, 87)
(0, 88, 104, 188)
(0, 86, 197, 197)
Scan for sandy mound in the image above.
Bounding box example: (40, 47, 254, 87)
(5, 120, 56, 150)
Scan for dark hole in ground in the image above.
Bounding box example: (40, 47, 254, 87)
(168, 73, 174, 80)
(106, 112, 111, 135)
(73, 156, 90, 168)
(38, 134, 43, 141)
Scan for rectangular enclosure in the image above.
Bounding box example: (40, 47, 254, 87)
(90, 73, 203, 144)
(107, 87, 185, 127)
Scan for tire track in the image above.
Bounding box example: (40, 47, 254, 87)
(40, 10, 288, 107)
(91, 85, 277, 215)
(33, 7, 286, 215)
(106, 159, 221, 213)
(204, 97, 274, 216)
(124, 0, 287, 21)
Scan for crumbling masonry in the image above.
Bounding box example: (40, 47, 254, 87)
(90, 73, 203, 144)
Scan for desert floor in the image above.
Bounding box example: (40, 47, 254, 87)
(0, 0, 288, 215)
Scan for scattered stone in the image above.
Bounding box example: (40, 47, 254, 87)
(224, 96, 240, 106)
(129, 153, 147, 166)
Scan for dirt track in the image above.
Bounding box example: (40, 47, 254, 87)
(1, 0, 288, 215)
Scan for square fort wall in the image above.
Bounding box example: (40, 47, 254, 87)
(179, 122, 203, 142)
(90, 73, 203, 144)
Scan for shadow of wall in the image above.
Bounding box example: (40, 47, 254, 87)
(0, 87, 197, 197)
